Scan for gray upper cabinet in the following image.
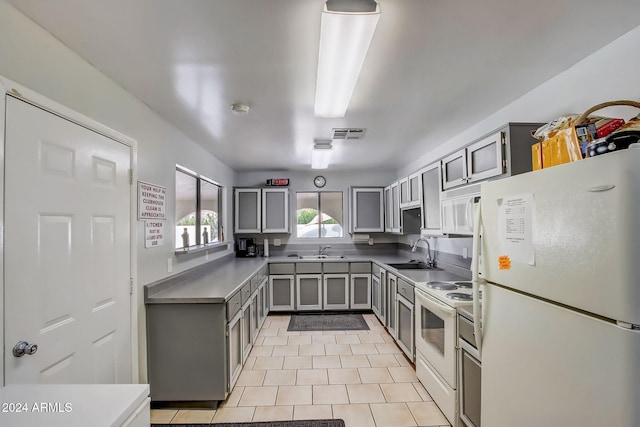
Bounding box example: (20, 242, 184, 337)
(262, 188, 289, 233)
(441, 123, 542, 190)
(234, 188, 289, 234)
(234, 188, 261, 233)
(420, 162, 442, 235)
(351, 187, 384, 233)
(383, 183, 400, 234)
(399, 173, 420, 209)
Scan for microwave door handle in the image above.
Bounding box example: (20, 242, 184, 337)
(465, 198, 474, 232)
(471, 198, 484, 353)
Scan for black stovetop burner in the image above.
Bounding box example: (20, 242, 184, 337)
(426, 281, 458, 291)
(446, 292, 473, 301)
(454, 281, 472, 289)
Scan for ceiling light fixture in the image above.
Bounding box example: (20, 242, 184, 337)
(314, 0, 380, 118)
(311, 142, 333, 169)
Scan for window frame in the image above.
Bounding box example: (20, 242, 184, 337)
(294, 190, 346, 241)
(175, 166, 224, 250)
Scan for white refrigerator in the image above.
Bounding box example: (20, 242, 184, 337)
(472, 146, 640, 427)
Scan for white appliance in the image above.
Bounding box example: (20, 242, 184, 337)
(441, 183, 481, 235)
(414, 280, 473, 426)
(472, 147, 640, 427)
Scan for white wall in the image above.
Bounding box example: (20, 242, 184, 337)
(399, 24, 640, 257)
(0, 1, 236, 383)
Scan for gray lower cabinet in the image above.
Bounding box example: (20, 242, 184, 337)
(241, 298, 253, 363)
(269, 275, 295, 311)
(257, 278, 269, 327)
(378, 269, 387, 324)
(323, 274, 349, 309)
(350, 274, 371, 309)
(296, 274, 322, 310)
(371, 273, 381, 317)
(227, 310, 243, 391)
(387, 272, 398, 338)
(146, 302, 228, 402)
(395, 279, 415, 361)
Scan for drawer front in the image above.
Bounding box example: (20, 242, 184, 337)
(241, 282, 252, 303)
(397, 279, 414, 304)
(372, 263, 381, 278)
(226, 291, 242, 318)
(270, 263, 295, 275)
(350, 262, 372, 274)
(250, 274, 259, 293)
(323, 262, 349, 274)
(296, 262, 322, 274)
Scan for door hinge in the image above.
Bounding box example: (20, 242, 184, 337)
(129, 169, 133, 185)
(501, 131, 506, 144)
(130, 278, 134, 295)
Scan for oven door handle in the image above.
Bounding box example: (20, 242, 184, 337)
(415, 288, 457, 317)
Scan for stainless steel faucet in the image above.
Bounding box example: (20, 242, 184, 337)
(319, 245, 332, 255)
(411, 237, 435, 267)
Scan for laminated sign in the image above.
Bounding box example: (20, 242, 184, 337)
(138, 181, 166, 220)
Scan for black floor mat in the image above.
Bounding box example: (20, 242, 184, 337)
(287, 313, 369, 331)
(152, 420, 345, 427)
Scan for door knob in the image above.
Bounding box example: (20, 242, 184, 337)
(13, 341, 38, 357)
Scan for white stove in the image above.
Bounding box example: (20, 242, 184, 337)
(414, 279, 475, 427)
(414, 280, 475, 308)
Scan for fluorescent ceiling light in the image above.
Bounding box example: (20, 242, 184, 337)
(314, 2, 380, 118)
(311, 142, 333, 169)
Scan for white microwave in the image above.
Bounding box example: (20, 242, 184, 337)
(440, 183, 480, 235)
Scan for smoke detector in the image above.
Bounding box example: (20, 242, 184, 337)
(230, 103, 250, 115)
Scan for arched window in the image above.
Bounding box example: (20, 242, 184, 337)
(296, 192, 343, 238)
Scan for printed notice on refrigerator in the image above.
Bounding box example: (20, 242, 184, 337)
(498, 193, 535, 265)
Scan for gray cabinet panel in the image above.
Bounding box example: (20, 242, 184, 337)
(269, 275, 294, 311)
(235, 189, 261, 232)
(296, 263, 322, 274)
(371, 274, 381, 317)
(323, 262, 349, 274)
(296, 275, 322, 310)
(323, 274, 349, 309)
(270, 263, 295, 275)
(397, 278, 414, 304)
(351, 187, 384, 232)
(262, 188, 289, 233)
(147, 303, 227, 401)
(350, 274, 371, 309)
(421, 164, 442, 233)
(396, 293, 414, 362)
(226, 291, 242, 318)
(350, 262, 371, 273)
(387, 273, 397, 337)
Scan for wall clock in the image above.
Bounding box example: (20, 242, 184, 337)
(314, 176, 326, 188)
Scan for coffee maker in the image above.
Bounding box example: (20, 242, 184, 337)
(236, 237, 258, 257)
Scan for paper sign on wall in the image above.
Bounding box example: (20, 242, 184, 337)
(138, 181, 166, 220)
(498, 193, 535, 266)
(145, 221, 165, 248)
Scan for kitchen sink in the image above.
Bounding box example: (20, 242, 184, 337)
(387, 262, 437, 270)
(298, 255, 345, 260)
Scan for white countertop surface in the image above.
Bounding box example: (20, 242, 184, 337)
(0, 384, 149, 427)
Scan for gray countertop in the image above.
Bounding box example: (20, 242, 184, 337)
(144, 253, 468, 304)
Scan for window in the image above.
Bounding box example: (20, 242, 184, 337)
(175, 167, 222, 249)
(296, 192, 343, 238)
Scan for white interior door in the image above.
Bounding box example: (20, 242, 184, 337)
(4, 96, 132, 384)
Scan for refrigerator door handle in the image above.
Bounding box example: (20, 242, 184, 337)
(472, 198, 484, 352)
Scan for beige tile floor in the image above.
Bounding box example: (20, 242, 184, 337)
(150, 313, 451, 427)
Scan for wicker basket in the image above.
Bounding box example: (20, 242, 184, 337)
(532, 100, 640, 170)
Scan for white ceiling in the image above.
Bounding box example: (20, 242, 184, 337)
(9, 0, 640, 172)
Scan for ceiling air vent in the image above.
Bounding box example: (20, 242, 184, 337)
(331, 128, 366, 140)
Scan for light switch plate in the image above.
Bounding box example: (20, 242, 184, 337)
(167, 258, 173, 273)
(462, 247, 468, 259)
(274, 239, 281, 246)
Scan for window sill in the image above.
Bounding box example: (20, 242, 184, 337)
(175, 242, 231, 256)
